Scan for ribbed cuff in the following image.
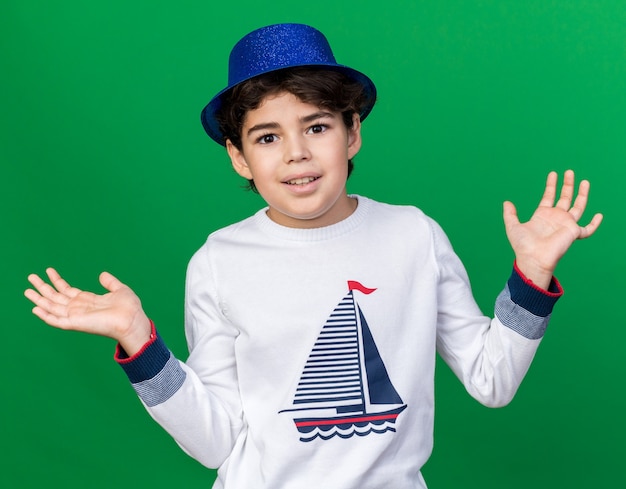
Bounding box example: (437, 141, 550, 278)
(114, 321, 171, 383)
(509, 262, 563, 317)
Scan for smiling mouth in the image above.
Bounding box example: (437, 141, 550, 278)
(285, 176, 319, 185)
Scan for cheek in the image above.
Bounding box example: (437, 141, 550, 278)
(246, 162, 276, 190)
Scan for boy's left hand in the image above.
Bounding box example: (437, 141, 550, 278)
(503, 169, 603, 290)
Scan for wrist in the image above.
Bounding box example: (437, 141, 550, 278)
(115, 319, 156, 362)
(118, 312, 153, 357)
(513, 257, 554, 290)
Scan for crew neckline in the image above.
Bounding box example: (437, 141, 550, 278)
(253, 195, 370, 242)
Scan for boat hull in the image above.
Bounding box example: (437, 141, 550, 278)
(294, 405, 407, 441)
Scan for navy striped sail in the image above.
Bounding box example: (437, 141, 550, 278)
(294, 292, 365, 412)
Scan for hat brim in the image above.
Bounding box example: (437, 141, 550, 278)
(200, 63, 376, 146)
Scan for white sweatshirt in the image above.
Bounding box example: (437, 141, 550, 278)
(116, 195, 561, 488)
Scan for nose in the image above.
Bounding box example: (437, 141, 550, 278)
(283, 134, 311, 164)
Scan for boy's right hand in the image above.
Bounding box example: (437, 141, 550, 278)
(25, 268, 152, 356)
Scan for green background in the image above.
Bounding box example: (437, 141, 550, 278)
(2, 0, 624, 487)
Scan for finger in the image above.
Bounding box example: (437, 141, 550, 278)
(99, 271, 127, 293)
(568, 179, 590, 221)
(578, 212, 604, 239)
(555, 169, 575, 211)
(46, 268, 80, 299)
(30, 305, 74, 330)
(502, 200, 520, 229)
(538, 171, 558, 208)
(24, 287, 71, 319)
(24, 287, 42, 305)
(27, 273, 71, 306)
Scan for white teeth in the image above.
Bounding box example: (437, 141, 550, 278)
(287, 177, 317, 185)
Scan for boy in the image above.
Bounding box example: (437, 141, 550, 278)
(25, 23, 602, 488)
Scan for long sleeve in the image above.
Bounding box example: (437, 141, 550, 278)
(116, 245, 245, 469)
(432, 218, 562, 407)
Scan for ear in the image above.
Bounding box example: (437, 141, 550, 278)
(226, 139, 253, 180)
(347, 113, 362, 160)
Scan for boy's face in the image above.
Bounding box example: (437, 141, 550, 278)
(226, 91, 362, 229)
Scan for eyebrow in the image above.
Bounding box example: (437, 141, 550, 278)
(246, 122, 279, 137)
(246, 111, 336, 137)
(301, 111, 335, 123)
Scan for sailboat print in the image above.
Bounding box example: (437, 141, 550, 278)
(280, 281, 407, 442)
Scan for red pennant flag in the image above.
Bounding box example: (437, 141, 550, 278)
(347, 281, 377, 294)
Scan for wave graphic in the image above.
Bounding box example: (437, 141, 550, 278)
(299, 421, 398, 442)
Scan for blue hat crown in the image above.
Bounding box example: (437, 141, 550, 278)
(201, 23, 376, 145)
(228, 24, 337, 87)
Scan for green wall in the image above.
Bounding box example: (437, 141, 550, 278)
(2, 1, 624, 487)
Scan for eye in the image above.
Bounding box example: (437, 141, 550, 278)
(257, 133, 277, 144)
(307, 124, 328, 135)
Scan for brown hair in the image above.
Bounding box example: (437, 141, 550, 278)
(215, 67, 375, 192)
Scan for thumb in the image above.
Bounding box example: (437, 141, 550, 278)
(502, 201, 519, 229)
(99, 271, 126, 293)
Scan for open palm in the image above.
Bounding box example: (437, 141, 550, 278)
(25, 268, 151, 354)
(503, 170, 603, 288)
